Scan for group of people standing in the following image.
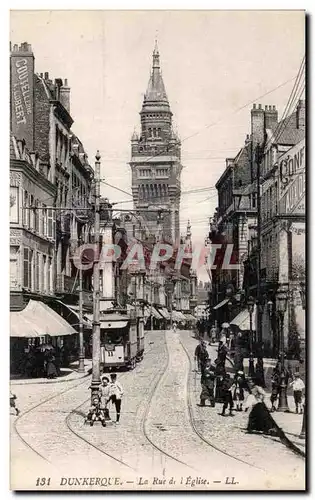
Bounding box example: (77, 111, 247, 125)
(194, 337, 305, 437)
(23, 345, 64, 379)
(87, 373, 124, 427)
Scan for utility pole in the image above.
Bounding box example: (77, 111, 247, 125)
(78, 262, 85, 373)
(256, 144, 265, 386)
(90, 151, 101, 404)
(150, 278, 154, 331)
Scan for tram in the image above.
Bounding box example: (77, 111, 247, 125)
(100, 308, 145, 371)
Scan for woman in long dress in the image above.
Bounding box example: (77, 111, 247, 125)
(245, 379, 279, 435)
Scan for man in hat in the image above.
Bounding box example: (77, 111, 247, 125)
(194, 338, 209, 374)
(289, 372, 305, 414)
(200, 359, 216, 407)
(109, 373, 124, 424)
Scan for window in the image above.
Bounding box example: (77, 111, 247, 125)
(252, 192, 257, 209)
(23, 247, 33, 289)
(10, 246, 19, 290)
(47, 209, 56, 239)
(48, 257, 52, 293)
(35, 252, 40, 292)
(43, 255, 47, 293)
(34, 200, 39, 232)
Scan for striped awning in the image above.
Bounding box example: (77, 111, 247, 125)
(230, 307, 257, 331)
(213, 298, 229, 310)
(150, 307, 163, 320)
(172, 311, 186, 322)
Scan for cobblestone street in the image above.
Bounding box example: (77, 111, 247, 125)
(10, 330, 305, 491)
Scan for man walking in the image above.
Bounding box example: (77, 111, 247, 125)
(194, 339, 209, 374)
(109, 373, 124, 424)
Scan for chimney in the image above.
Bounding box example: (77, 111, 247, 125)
(296, 100, 305, 130)
(54, 78, 63, 101)
(60, 78, 71, 113)
(10, 41, 35, 150)
(251, 103, 265, 147)
(44, 72, 49, 80)
(265, 104, 278, 131)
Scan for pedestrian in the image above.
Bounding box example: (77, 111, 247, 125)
(86, 394, 106, 427)
(232, 371, 246, 411)
(245, 378, 279, 435)
(270, 361, 281, 412)
(109, 373, 124, 424)
(45, 350, 58, 379)
(200, 359, 216, 407)
(289, 372, 305, 414)
(194, 339, 209, 374)
(220, 373, 234, 416)
(10, 391, 20, 416)
(99, 375, 111, 421)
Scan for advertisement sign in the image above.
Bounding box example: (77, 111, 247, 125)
(10, 49, 34, 150)
(279, 139, 305, 215)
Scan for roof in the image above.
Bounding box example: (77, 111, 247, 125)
(275, 111, 305, 145)
(142, 44, 169, 107)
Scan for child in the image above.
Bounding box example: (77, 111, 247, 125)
(109, 373, 124, 424)
(99, 375, 111, 421)
(10, 391, 20, 416)
(86, 395, 106, 427)
(220, 373, 234, 416)
(289, 372, 305, 414)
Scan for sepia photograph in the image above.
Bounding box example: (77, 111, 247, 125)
(9, 9, 306, 491)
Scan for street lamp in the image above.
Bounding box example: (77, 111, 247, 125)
(247, 296, 255, 377)
(276, 286, 290, 412)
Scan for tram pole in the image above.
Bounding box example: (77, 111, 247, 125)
(90, 151, 101, 404)
(78, 261, 85, 373)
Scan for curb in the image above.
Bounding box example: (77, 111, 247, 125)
(10, 367, 92, 386)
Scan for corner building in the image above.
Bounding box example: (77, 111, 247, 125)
(129, 43, 182, 245)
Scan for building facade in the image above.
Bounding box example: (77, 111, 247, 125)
(10, 42, 94, 315)
(209, 99, 305, 358)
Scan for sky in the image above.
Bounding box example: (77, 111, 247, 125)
(10, 10, 305, 279)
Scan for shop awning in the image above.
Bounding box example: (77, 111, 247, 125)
(172, 311, 186, 322)
(158, 308, 170, 320)
(54, 300, 92, 328)
(185, 313, 196, 321)
(150, 307, 163, 320)
(143, 307, 151, 320)
(10, 300, 76, 338)
(230, 307, 257, 331)
(162, 308, 170, 320)
(213, 298, 229, 310)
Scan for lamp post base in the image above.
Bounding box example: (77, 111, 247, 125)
(277, 385, 290, 412)
(299, 405, 306, 439)
(78, 357, 85, 373)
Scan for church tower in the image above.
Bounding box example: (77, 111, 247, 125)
(129, 42, 182, 244)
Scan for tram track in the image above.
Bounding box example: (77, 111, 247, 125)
(12, 375, 91, 464)
(65, 332, 193, 472)
(140, 330, 194, 471)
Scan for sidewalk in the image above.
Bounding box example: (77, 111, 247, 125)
(10, 359, 92, 386)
